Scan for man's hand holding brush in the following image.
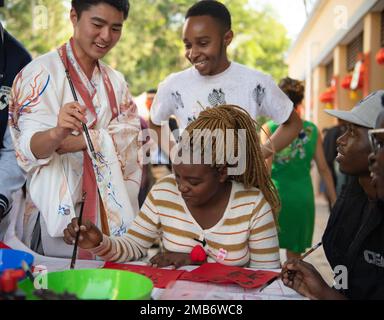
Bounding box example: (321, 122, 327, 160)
(63, 217, 103, 250)
(282, 259, 346, 300)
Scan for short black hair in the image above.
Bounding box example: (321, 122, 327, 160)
(71, 0, 130, 20)
(185, 1, 231, 32)
(279, 77, 304, 108)
(147, 89, 157, 94)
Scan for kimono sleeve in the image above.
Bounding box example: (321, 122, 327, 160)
(9, 63, 60, 172)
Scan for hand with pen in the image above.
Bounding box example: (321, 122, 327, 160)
(55, 102, 88, 154)
(56, 102, 87, 137)
(282, 259, 346, 300)
(31, 102, 88, 159)
(63, 217, 102, 250)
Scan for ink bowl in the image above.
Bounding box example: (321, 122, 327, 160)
(18, 268, 153, 300)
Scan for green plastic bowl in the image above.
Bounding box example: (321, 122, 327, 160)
(18, 268, 153, 300)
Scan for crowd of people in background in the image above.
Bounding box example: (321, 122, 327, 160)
(0, 0, 383, 300)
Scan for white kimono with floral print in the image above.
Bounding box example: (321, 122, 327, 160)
(8, 42, 142, 258)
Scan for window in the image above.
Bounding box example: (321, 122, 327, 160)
(325, 60, 334, 87)
(346, 32, 363, 71)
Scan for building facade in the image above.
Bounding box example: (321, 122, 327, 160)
(287, 0, 384, 131)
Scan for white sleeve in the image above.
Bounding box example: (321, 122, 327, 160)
(149, 78, 175, 126)
(9, 63, 59, 172)
(259, 75, 293, 125)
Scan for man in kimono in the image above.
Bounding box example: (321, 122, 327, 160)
(9, 0, 142, 258)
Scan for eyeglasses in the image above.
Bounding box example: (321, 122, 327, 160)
(368, 128, 384, 153)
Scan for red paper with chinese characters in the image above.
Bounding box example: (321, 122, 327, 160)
(180, 263, 279, 288)
(103, 262, 186, 288)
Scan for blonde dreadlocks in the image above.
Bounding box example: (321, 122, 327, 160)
(182, 104, 281, 219)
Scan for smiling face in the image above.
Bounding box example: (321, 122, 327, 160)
(368, 111, 384, 200)
(336, 122, 371, 176)
(173, 163, 228, 207)
(70, 2, 124, 66)
(182, 15, 233, 76)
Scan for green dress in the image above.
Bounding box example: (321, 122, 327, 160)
(266, 120, 318, 253)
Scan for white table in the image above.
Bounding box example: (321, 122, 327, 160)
(5, 235, 306, 300)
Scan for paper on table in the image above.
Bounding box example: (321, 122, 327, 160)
(180, 263, 279, 288)
(159, 280, 306, 300)
(103, 262, 185, 288)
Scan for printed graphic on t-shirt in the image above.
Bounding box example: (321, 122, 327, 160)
(208, 88, 226, 107)
(171, 91, 184, 109)
(364, 250, 384, 268)
(252, 84, 266, 107)
(0, 85, 11, 111)
(187, 116, 196, 125)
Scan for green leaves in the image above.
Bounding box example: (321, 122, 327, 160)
(1, 0, 290, 95)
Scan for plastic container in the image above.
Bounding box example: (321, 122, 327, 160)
(18, 268, 153, 300)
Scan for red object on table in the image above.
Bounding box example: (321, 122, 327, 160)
(103, 262, 186, 289)
(190, 245, 207, 263)
(180, 263, 280, 289)
(103, 261, 280, 289)
(0, 242, 11, 249)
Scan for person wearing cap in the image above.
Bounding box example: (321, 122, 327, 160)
(0, 17, 31, 233)
(281, 90, 384, 300)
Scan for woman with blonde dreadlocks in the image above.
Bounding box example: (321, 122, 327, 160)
(63, 105, 281, 269)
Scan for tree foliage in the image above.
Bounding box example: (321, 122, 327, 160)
(1, 0, 290, 95)
(0, 0, 71, 55)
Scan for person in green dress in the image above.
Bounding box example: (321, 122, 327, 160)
(261, 77, 337, 260)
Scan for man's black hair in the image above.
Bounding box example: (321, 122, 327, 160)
(71, 0, 130, 20)
(147, 88, 157, 94)
(185, 0, 231, 32)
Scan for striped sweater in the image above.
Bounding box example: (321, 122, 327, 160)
(90, 175, 280, 268)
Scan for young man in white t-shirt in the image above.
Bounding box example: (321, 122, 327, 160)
(149, 0, 302, 159)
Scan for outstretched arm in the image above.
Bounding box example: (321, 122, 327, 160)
(262, 110, 302, 159)
(63, 190, 161, 263)
(260, 124, 273, 171)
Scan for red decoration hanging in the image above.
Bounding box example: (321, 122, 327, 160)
(376, 48, 384, 65)
(341, 72, 363, 90)
(341, 74, 353, 89)
(319, 87, 334, 103)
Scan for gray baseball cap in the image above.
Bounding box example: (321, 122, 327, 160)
(324, 90, 384, 128)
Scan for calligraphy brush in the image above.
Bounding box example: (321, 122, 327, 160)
(259, 242, 322, 292)
(21, 260, 35, 283)
(65, 70, 97, 160)
(70, 192, 87, 269)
